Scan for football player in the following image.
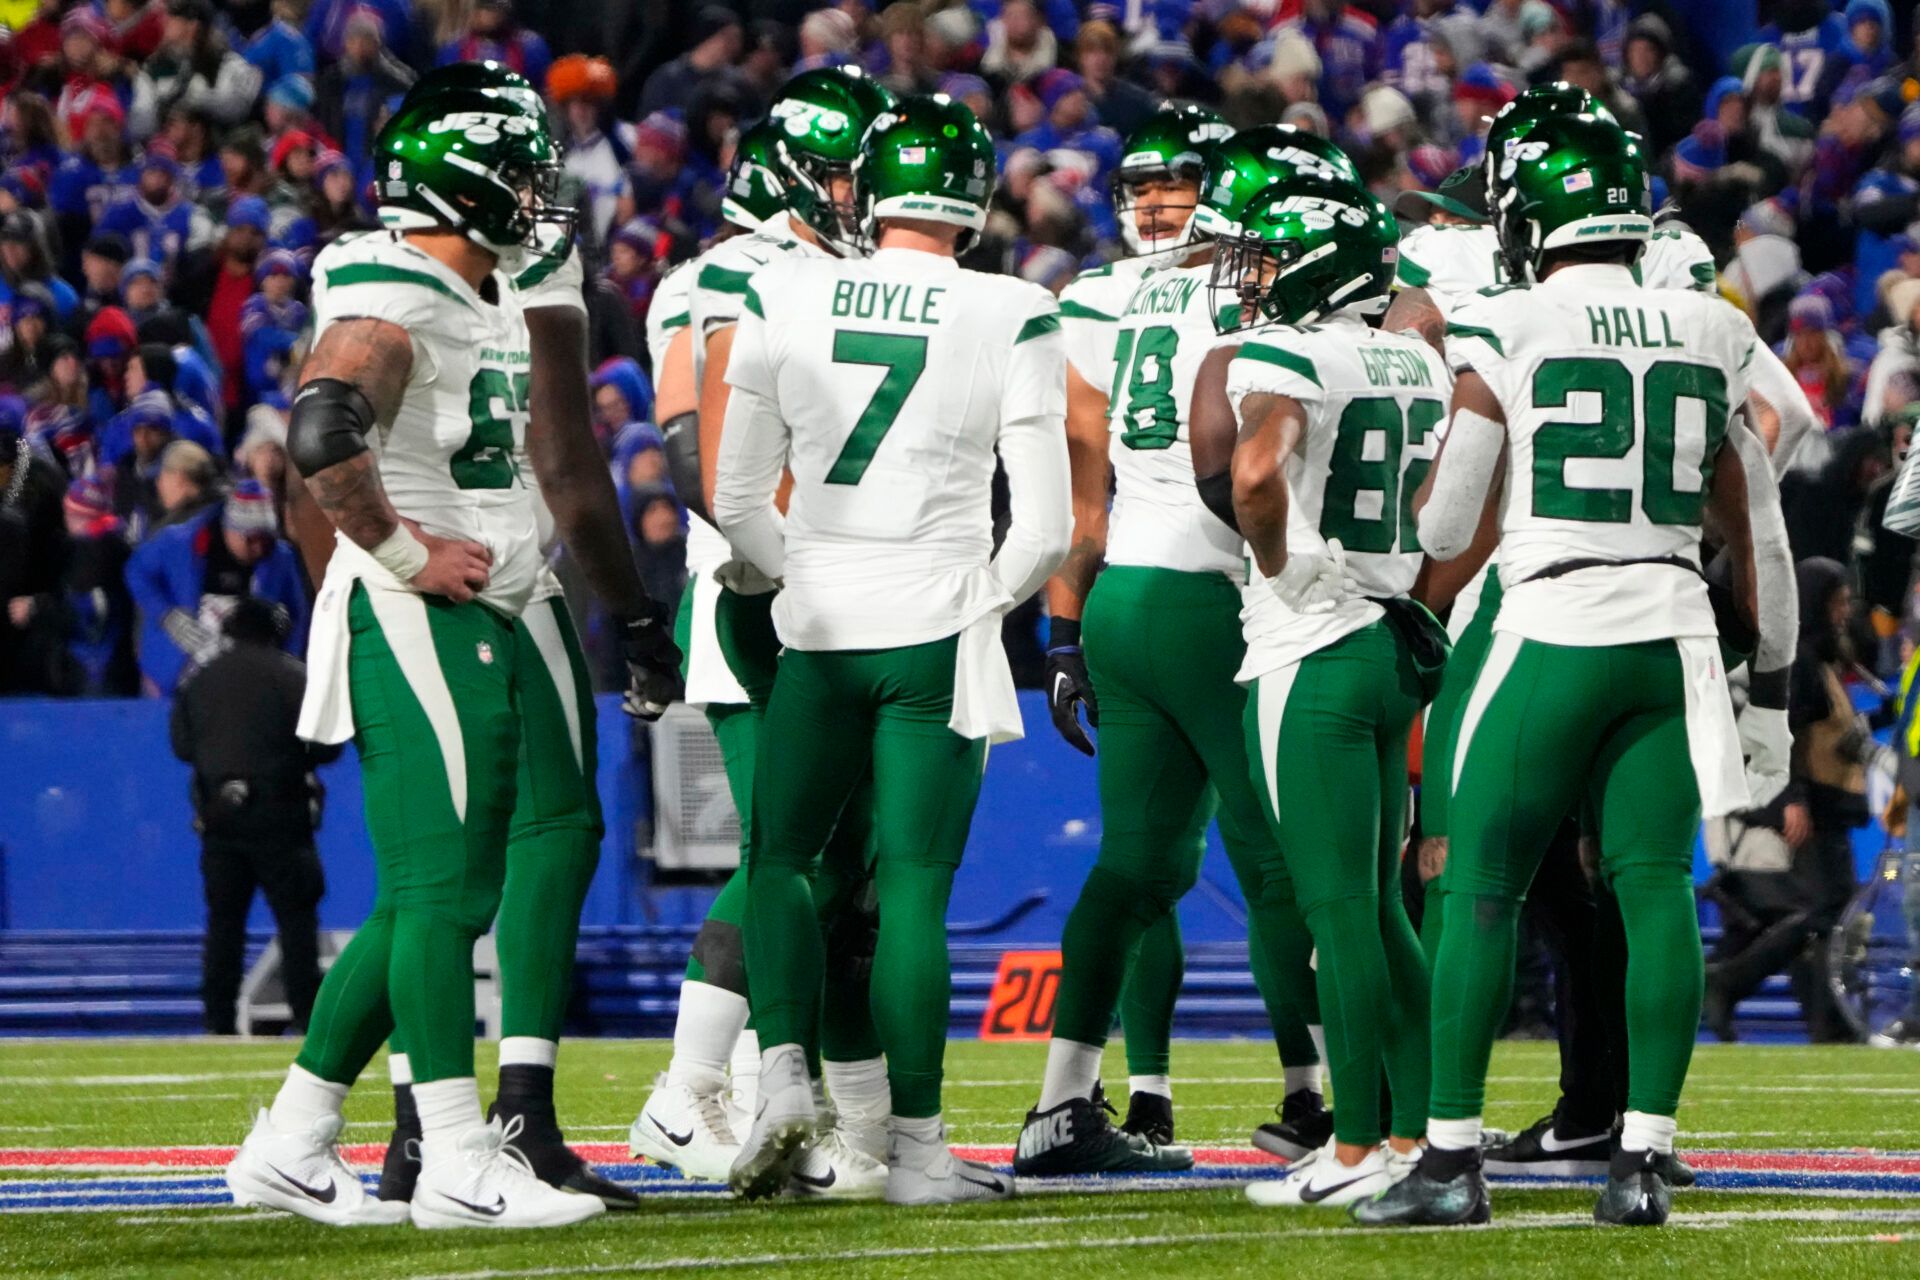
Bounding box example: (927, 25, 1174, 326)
(714, 93, 1070, 1205)
(1355, 112, 1795, 1229)
(1219, 174, 1448, 1207)
(226, 66, 681, 1230)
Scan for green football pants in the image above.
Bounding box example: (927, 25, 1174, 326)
(1050, 566, 1320, 1077)
(1430, 635, 1703, 1121)
(673, 578, 882, 1063)
(1247, 620, 1431, 1144)
(297, 586, 530, 1087)
(1417, 570, 1501, 966)
(745, 635, 985, 1118)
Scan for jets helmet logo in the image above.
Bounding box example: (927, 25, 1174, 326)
(427, 111, 536, 145)
(1270, 194, 1368, 229)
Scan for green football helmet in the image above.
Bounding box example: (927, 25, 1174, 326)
(1494, 112, 1650, 283)
(1208, 173, 1397, 334)
(768, 66, 897, 256)
(1482, 81, 1612, 202)
(1111, 103, 1233, 256)
(1190, 126, 1360, 242)
(854, 93, 997, 251)
(374, 61, 571, 267)
(723, 119, 787, 231)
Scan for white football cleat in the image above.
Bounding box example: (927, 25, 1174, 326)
(787, 1125, 888, 1199)
(629, 1073, 741, 1182)
(409, 1115, 606, 1229)
(727, 1045, 815, 1201)
(226, 1108, 410, 1226)
(886, 1145, 1013, 1206)
(1245, 1139, 1393, 1208)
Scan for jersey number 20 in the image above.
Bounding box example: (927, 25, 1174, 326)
(1531, 356, 1729, 526)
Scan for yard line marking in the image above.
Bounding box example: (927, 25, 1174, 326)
(3, 1073, 285, 1087)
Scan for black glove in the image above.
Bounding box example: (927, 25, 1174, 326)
(1044, 618, 1098, 756)
(618, 608, 685, 721)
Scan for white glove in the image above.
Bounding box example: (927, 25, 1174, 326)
(1268, 538, 1353, 615)
(1739, 704, 1792, 809)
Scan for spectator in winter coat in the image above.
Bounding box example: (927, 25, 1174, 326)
(84, 305, 137, 423)
(136, 0, 262, 130)
(981, 0, 1058, 87)
(171, 194, 266, 408)
(639, 6, 743, 118)
(305, 150, 372, 246)
(149, 437, 220, 535)
(117, 260, 191, 344)
(239, 250, 306, 404)
(1620, 14, 1700, 159)
(0, 211, 79, 323)
(47, 475, 138, 694)
(1778, 293, 1861, 428)
(1759, 0, 1858, 119)
(162, 104, 227, 204)
(243, 0, 316, 88)
(0, 412, 73, 693)
(125, 479, 307, 694)
(49, 89, 138, 266)
(592, 358, 653, 457)
(95, 154, 214, 273)
(436, 0, 551, 91)
(313, 5, 413, 196)
(1074, 22, 1156, 139)
(551, 54, 627, 244)
(0, 283, 56, 392)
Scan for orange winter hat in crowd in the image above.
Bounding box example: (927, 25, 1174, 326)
(550, 54, 616, 104)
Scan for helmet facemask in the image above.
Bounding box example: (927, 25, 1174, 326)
(1113, 166, 1203, 257)
(778, 139, 864, 258)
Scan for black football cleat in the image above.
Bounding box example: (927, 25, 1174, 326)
(377, 1084, 421, 1204)
(1251, 1088, 1334, 1160)
(1594, 1147, 1671, 1226)
(1647, 1146, 1695, 1189)
(1349, 1146, 1491, 1226)
(489, 1099, 640, 1210)
(1483, 1106, 1612, 1178)
(1121, 1091, 1175, 1147)
(1014, 1089, 1192, 1176)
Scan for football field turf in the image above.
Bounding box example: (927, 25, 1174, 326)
(1, 1037, 1916, 1278)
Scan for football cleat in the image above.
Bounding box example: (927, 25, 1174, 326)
(1120, 1091, 1175, 1147)
(226, 1109, 410, 1226)
(887, 1144, 1013, 1205)
(787, 1125, 888, 1199)
(630, 1073, 742, 1182)
(1245, 1139, 1394, 1208)
(1013, 1091, 1193, 1176)
(727, 1045, 815, 1201)
(489, 1097, 638, 1210)
(1349, 1147, 1491, 1226)
(409, 1115, 606, 1230)
(1870, 1015, 1920, 1048)
(1593, 1147, 1671, 1226)
(377, 1113, 421, 1204)
(1251, 1088, 1334, 1160)
(1482, 1107, 1612, 1178)
(1652, 1148, 1696, 1189)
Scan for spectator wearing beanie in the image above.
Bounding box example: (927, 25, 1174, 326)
(1852, 104, 1920, 316)
(551, 54, 628, 243)
(0, 210, 79, 324)
(239, 250, 306, 405)
(1450, 62, 1513, 150)
(49, 88, 137, 264)
(436, 0, 552, 92)
(640, 6, 743, 117)
(243, 0, 316, 88)
(603, 217, 665, 330)
(234, 401, 290, 520)
(1620, 15, 1701, 159)
(304, 0, 412, 64)
(33, 404, 100, 483)
(1779, 293, 1862, 428)
(101, 0, 168, 64)
(266, 128, 320, 207)
(126, 476, 307, 694)
(96, 154, 214, 273)
(136, 0, 263, 129)
(307, 149, 372, 244)
(84, 305, 138, 422)
(104, 387, 177, 530)
(162, 104, 227, 204)
(1848, 0, 1897, 77)
(592, 357, 655, 457)
(0, 283, 56, 392)
(50, 475, 139, 695)
(314, 4, 413, 194)
(173, 194, 267, 397)
(117, 260, 189, 339)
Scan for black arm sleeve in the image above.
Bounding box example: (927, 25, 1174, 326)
(661, 410, 708, 523)
(1196, 469, 1240, 535)
(287, 378, 377, 478)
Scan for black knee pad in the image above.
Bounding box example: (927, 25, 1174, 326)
(690, 918, 749, 996)
(823, 875, 881, 987)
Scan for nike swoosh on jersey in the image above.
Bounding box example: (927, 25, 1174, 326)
(266, 1163, 337, 1204)
(790, 1167, 837, 1190)
(651, 1116, 695, 1148)
(1297, 1171, 1376, 1204)
(438, 1191, 507, 1217)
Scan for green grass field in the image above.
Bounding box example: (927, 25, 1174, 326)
(1, 1037, 1916, 1278)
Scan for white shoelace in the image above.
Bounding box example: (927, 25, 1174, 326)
(466, 1114, 539, 1183)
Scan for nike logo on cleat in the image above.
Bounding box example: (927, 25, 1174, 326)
(1298, 1173, 1374, 1204)
(267, 1163, 336, 1203)
(438, 1191, 506, 1217)
(1537, 1130, 1607, 1153)
(1016, 1111, 1073, 1161)
(956, 1169, 1005, 1193)
(651, 1116, 695, 1147)
(790, 1167, 837, 1190)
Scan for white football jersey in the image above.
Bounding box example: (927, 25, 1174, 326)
(651, 254, 731, 578)
(1226, 312, 1450, 681)
(1058, 256, 1154, 390)
(309, 231, 541, 617)
(1637, 225, 1718, 293)
(1395, 222, 1501, 318)
(1105, 263, 1244, 577)
(509, 231, 586, 603)
(1445, 264, 1760, 646)
(725, 247, 1065, 649)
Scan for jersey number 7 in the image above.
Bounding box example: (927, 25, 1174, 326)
(825, 330, 929, 485)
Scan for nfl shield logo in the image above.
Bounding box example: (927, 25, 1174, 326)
(477, 641, 494, 665)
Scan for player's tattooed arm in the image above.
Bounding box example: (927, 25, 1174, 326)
(1042, 362, 1113, 625)
(525, 305, 653, 617)
(1190, 343, 1242, 534)
(1383, 287, 1446, 355)
(1231, 390, 1305, 577)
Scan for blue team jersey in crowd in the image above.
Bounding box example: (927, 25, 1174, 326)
(95, 195, 205, 272)
(1760, 13, 1855, 117)
(50, 155, 139, 221)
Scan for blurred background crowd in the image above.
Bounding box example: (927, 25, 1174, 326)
(4, 0, 1920, 716)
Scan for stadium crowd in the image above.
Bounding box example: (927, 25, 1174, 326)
(1, 2, 1918, 970)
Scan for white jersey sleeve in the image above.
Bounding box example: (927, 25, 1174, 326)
(1228, 314, 1450, 681)
(1057, 258, 1148, 390)
(510, 227, 587, 315)
(1637, 225, 1719, 293)
(646, 261, 694, 376)
(1395, 223, 1502, 318)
